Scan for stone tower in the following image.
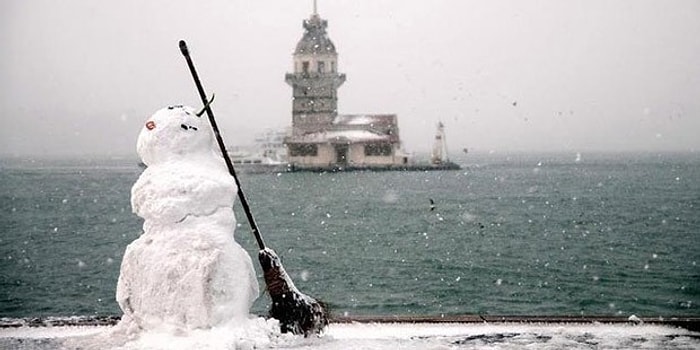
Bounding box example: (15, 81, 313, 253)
(284, 3, 346, 135)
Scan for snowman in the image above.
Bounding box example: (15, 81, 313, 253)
(116, 105, 259, 331)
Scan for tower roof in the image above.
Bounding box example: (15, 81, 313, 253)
(295, 11, 337, 55)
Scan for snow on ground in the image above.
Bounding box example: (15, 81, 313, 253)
(1, 322, 698, 350)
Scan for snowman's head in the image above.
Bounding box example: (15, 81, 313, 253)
(137, 105, 215, 166)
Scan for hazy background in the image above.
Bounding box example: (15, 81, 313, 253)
(2, 0, 699, 157)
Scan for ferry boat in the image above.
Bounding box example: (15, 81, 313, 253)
(227, 129, 291, 173)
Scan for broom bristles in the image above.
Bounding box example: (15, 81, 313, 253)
(259, 248, 329, 336)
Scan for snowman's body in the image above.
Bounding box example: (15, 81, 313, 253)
(116, 106, 258, 331)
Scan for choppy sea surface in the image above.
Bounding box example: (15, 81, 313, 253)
(1, 152, 698, 321)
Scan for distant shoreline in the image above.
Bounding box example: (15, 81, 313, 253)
(1, 149, 698, 161)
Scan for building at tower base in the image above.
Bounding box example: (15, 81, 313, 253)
(283, 6, 411, 170)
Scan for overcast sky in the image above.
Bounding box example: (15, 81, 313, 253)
(2, 0, 699, 157)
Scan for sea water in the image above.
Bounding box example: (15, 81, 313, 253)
(0, 152, 698, 320)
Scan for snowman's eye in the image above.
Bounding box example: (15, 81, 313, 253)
(180, 124, 198, 131)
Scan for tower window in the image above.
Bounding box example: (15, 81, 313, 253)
(318, 61, 325, 73)
(302, 61, 309, 73)
(289, 144, 318, 156)
(331, 61, 336, 73)
(365, 143, 393, 156)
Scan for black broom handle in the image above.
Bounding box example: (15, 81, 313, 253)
(179, 40, 266, 250)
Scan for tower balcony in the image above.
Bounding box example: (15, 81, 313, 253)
(285, 72, 346, 88)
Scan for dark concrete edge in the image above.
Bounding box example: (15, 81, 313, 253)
(2, 315, 698, 332)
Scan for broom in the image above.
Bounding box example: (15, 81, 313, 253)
(179, 40, 328, 336)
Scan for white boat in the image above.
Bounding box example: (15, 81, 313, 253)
(227, 129, 291, 173)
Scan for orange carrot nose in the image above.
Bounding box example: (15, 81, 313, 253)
(145, 121, 156, 130)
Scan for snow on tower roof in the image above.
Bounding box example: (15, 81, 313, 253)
(334, 114, 397, 126)
(295, 7, 336, 55)
(287, 130, 390, 144)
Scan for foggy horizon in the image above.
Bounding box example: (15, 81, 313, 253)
(2, 0, 699, 157)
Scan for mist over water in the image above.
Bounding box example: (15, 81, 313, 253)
(3, 1, 700, 156)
